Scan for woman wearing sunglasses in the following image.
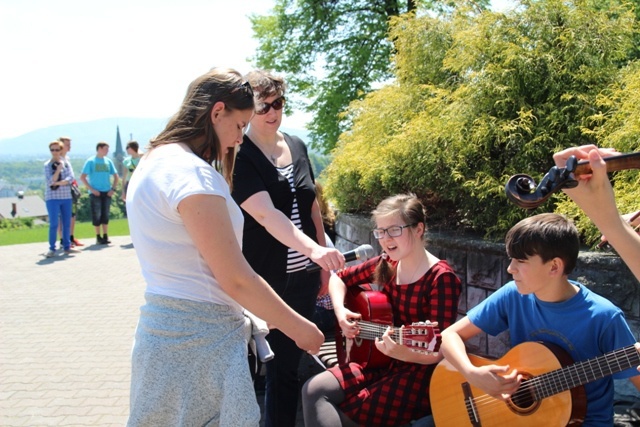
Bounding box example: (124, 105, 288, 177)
(43, 140, 77, 258)
(232, 69, 345, 427)
(302, 194, 461, 427)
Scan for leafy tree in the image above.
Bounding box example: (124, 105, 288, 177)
(250, 0, 490, 153)
(324, 0, 637, 238)
(555, 61, 640, 245)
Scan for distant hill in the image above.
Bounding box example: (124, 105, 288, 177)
(0, 117, 168, 160)
(0, 118, 310, 161)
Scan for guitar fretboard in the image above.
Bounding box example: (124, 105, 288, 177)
(352, 320, 440, 353)
(531, 344, 640, 399)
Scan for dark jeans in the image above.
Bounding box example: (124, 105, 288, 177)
(264, 269, 320, 427)
(90, 192, 112, 226)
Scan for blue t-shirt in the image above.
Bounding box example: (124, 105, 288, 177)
(468, 281, 638, 426)
(81, 156, 116, 192)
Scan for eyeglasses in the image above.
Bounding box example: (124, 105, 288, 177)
(372, 224, 416, 239)
(255, 96, 285, 115)
(50, 148, 61, 152)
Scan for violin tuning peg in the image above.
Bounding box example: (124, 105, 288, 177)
(563, 179, 579, 189)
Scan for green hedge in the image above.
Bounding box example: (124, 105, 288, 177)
(324, 1, 639, 244)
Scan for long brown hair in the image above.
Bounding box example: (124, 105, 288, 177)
(372, 193, 427, 285)
(150, 67, 254, 186)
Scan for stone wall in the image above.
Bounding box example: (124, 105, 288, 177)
(334, 213, 640, 398)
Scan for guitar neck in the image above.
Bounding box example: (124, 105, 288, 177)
(356, 320, 399, 342)
(354, 320, 441, 354)
(534, 344, 640, 399)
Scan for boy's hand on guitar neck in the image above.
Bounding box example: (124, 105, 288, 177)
(465, 364, 523, 401)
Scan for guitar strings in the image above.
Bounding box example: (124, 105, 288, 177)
(456, 345, 640, 420)
(352, 321, 437, 339)
(346, 321, 440, 352)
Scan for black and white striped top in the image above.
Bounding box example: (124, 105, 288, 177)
(277, 163, 310, 273)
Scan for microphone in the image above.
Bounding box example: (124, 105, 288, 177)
(305, 244, 376, 273)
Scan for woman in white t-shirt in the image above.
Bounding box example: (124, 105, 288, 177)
(125, 68, 324, 427)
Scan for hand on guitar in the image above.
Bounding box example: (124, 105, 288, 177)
(464, 363, 523, 401)
(374, 325, 441, 363)
(374, 326, 405, 360)
(335, 306, 362, 339)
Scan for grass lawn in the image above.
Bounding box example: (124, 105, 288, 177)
(0, 218, 130, 246)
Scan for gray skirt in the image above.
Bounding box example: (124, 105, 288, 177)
(128, 293, 259, 427)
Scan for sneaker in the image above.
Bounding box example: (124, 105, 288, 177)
(96, 236, 104, 245)
(45, 250, 55, 258)
(102, 234, 111, 244)
(64, 248, 81, 255)
(72, 238, 85, 247)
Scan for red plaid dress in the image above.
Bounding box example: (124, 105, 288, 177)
(328, 255, 461, 426)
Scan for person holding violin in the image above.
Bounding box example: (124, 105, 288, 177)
(552, 145, 640, 282)
(302, 193, 461, 427)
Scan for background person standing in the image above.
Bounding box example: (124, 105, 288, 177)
(121, 140, 142, 202)
(44, 140, 76, 257)
(80, 142, 118, 245)
(57, 136, 84, 247)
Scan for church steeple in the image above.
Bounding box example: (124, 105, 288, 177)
(114, 125, 125, 177)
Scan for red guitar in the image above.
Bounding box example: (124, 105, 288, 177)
(335, 287, 440, 369)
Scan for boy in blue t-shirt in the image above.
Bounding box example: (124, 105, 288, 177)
(80, 142, 119, 245)
(438, 213, 640, 426)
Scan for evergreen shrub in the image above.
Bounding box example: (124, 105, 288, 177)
(324, 1, 638, 243)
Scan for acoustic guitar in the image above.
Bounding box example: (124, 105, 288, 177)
(430, 341, 640, 426)
(335, 288, 440, 369)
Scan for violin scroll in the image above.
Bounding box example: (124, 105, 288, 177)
(505, 156, 579, 210)
(505, 151, 640, 210)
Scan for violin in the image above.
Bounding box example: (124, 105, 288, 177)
(505, 151, 640, 210)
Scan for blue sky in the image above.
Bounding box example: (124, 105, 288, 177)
(0, 0, 515, 140)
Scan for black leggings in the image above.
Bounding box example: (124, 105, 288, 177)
(301, 371, 358, 427)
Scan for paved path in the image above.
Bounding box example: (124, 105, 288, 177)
(0, 237, 144, 426)
(0, 237, 315, 427)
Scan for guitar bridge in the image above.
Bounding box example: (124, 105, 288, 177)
(462, 382, 481, 427)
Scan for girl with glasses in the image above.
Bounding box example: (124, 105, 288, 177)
(302, 193, 461, 427)
(232, 69, 345, 427)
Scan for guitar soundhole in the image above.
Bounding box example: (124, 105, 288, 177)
(507, 374, 540, 415)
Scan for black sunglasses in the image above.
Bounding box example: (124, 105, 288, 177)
(256, 96, 285, 115)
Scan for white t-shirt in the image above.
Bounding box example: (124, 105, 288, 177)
(126, 143, 243, 310)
